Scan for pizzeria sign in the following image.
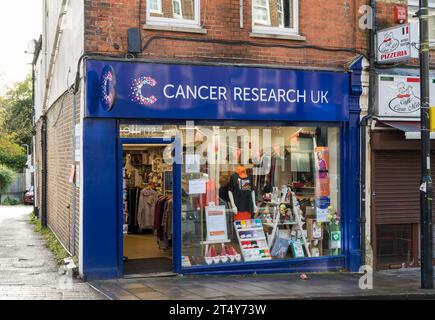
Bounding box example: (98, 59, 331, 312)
(376, 24, 412, 63)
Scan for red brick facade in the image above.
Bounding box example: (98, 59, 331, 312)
(84, 0, 371, 69)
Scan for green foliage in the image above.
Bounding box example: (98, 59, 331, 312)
(0, 165, 15, 204)
(0, 133, 27, 171)
(0, 164, 15, 192)
(0, 76, 33, 149)
(29, 213, 70, 265)
(2, 197, 20, 206)
(0, 75, 31, 172)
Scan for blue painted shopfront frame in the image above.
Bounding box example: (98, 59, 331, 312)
(82, 58, 363, 280)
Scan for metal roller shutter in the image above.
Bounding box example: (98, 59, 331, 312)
(373, 150, 435, 225)
(373, 151, 421, 225)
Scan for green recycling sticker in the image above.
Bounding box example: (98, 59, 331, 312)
(330, 231, 341, 249)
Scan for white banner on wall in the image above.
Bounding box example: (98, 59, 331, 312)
(377, 74, 435, 118)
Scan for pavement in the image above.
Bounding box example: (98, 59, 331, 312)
(90, 268, 435, 300)
(1, 205, 435, 301)
(0, 205, 104, 300)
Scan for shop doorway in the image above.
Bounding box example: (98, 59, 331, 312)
(121, 142, 177, 276)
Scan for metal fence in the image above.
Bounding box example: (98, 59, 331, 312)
(1, 173, 26, 204)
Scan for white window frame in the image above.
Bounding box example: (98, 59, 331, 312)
(252, 0, 299, 35)
(277, 0, 284, 28)
(146, 0, 200, 28)
(408, 0, 435, 43)
(408, 0, 435, 6)
(172, 0, 183, 19)
(149, 0, 162, 14)
(253, 0, 271, 26)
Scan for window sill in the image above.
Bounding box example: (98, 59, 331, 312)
(250, 32, 306, 41)
(143, 24, 207, 34)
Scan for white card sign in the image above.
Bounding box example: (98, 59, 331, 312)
(188, 179, 206, 195)
(205, 206, 228, 242)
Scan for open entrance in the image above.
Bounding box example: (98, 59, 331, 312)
(122, 143, 174, 276)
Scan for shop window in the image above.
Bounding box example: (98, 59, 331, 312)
(146, 0, 199, 27)
(252, 0, 299, 35)
(120, 124, 342, 269)
(376, 224, 414, 269)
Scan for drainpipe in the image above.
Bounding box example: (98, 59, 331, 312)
(360, 0, 377, 267)
(31, 59, 39, 219)
(41, 115, 48, 228)
(71, 90, 77, 256)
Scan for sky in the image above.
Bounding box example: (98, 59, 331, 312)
(0, 0, 42, 95)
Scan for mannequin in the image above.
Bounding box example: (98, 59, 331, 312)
(228, 165, 258, 221)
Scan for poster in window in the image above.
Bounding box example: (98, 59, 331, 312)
(205, 206, 229, 242)
(314, 147, 330, 197)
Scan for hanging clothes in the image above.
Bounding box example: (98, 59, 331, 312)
(153, 195, 173, 249)
(137, 188, 158, 230)
(126, 188, 139, 233)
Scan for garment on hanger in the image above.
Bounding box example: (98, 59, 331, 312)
(137, 188, 158, 230)
(126, 187, 140, 233)
(153, 195, 173, 248)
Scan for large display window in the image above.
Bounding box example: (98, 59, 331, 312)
(120, 123, 342, 269)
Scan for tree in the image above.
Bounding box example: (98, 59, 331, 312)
(0, 164, 15, 204)
(0, 75, 31, 173)
(0, 75, 33, 149)
(0, 132, 27, 172)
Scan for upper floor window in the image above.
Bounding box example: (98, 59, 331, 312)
(408, 0, 435, 23)
(146, 0, 200, 27)
(149, 0, 162, 14)
(408, 0, 435, 41)
(252, 0, 299, 35)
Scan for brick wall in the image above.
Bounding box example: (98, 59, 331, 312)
(376, 0, 407, 30)
(34, 89, 81, 257)
(84, 0, 369, 69)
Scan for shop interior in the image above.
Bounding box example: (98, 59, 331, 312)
(179, 126, 341, 267)
(120, 125, 342, 273)
(122, 144, 174, 275)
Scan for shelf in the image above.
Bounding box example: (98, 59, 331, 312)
(238, 237, 267, 242)
(263, 222, 298, 227)
(244, 257, 272, 262)
(200, 240, 231, 245)
(241, 247, 269, 251)
(234, 227, 264, 232)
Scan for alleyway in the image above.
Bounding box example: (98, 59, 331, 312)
(0, 206, 103, 300)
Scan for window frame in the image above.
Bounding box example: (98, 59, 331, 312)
(252, 0, 299, 36)
(253, 0, 272, 26)
(276, 0, 285, 28)
(149, 0, 162, 14)
(146, 0, 201, 28)
(408, 0, 435, 43)
(172, 0, 183, 19)
(408, 0, 435, 6)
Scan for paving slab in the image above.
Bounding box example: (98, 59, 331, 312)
(0, 206, 104, 300)
(91, 269, 435, 300)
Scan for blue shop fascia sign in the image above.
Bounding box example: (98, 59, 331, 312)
(86, 59, 350, 122)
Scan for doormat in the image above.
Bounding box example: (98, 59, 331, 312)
(124, 257, 173, 275)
